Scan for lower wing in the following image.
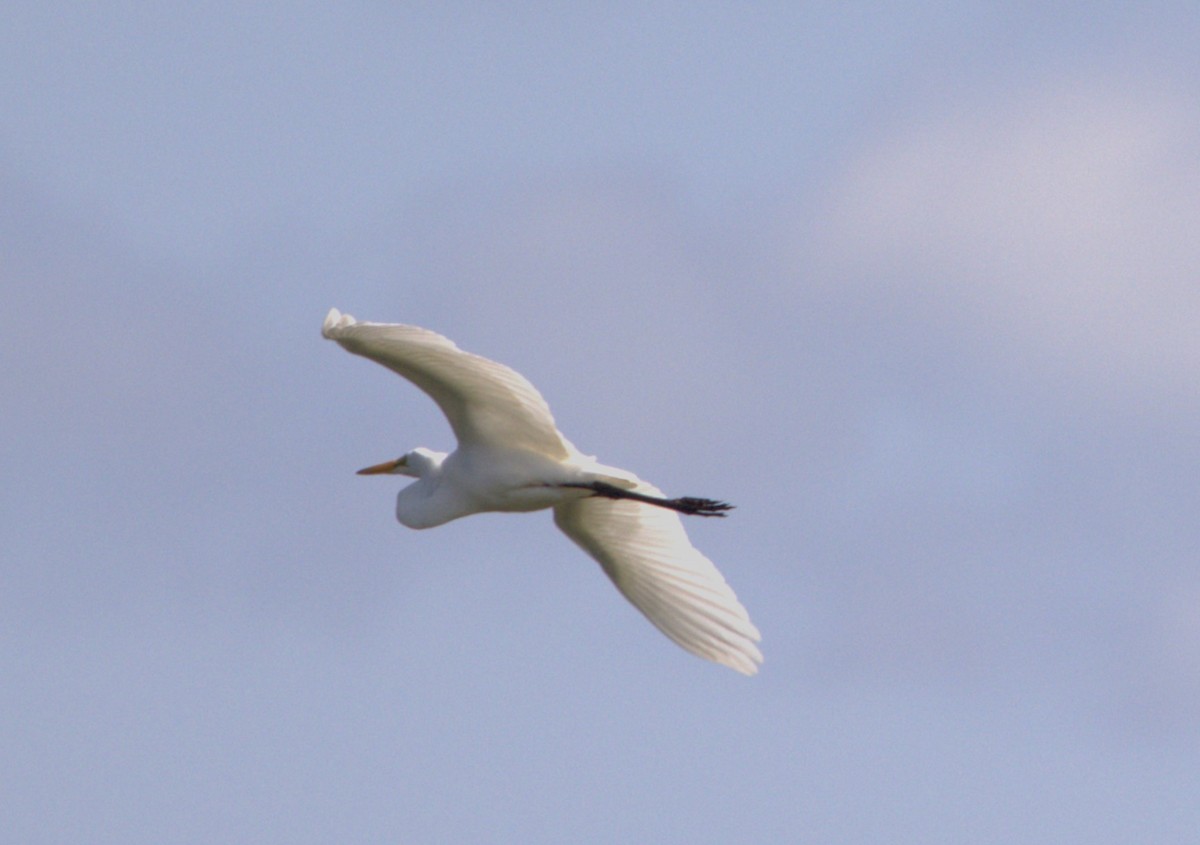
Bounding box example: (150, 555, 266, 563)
(553, 484, 762, 675)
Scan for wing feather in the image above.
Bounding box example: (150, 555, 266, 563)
(323, 308, 570, 458)
(553, 482, 763, 675)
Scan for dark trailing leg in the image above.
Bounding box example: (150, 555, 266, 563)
(562, 481, 735, 517)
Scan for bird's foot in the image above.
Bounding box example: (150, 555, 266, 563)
(669, 496, 734, 517)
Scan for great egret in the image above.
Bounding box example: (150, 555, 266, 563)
(322, 308, 762, 675)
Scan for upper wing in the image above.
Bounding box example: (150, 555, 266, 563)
(554, 482, 763, 675)
(323, 308, 570, 459)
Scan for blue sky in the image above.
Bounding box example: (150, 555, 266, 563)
(3, 3, 1199, 842)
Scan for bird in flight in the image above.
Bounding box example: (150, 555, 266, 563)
(323, 308, 762, 674)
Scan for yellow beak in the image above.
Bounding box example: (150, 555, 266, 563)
(356, 457, 405, 475)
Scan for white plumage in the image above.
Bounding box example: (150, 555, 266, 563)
(322, 308, 762, 674)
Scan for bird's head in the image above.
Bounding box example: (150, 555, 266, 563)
(356, 447, 445, 479)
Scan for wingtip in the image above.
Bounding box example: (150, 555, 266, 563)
(711, 635, 763, 676)
(322, 307, 356, 338)
(727, 650, 763, 676)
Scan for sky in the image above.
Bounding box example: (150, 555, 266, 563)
(3, 3, 1199, 842)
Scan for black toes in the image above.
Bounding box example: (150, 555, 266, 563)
(673, 497, 735, 517)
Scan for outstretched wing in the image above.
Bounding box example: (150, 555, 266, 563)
(554, 483, 763, 675)
(323, 308, 570, 459)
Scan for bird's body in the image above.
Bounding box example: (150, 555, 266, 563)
(323, 308, 762, 674)
(385, 445, 605, 527)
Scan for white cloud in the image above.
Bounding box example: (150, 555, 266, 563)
(813, 77, 1200, 411)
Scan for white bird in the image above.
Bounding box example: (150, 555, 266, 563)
(322, 308, 762, 674)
